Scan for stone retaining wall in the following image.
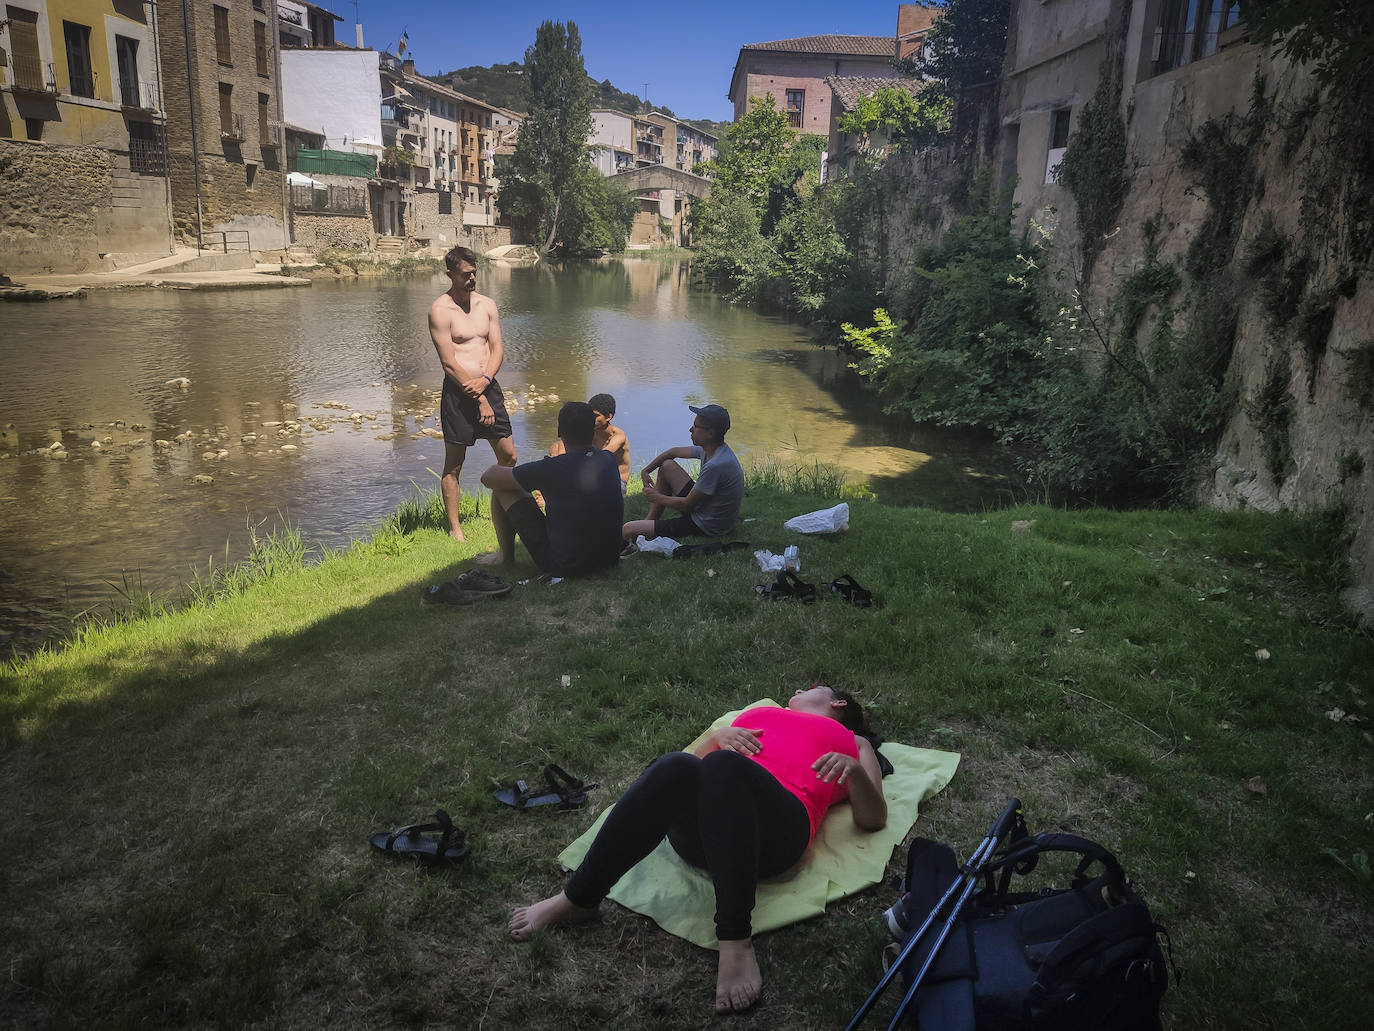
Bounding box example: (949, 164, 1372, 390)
(408, 191, 466, 252)
(292, 211, 373, 250)
(464, 225, 515, 251)
(0, 140, 172, 273)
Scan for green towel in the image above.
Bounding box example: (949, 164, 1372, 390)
(557, 699, 961, 949)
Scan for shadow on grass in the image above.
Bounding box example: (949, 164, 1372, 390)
(2, 495, 1371, 1030)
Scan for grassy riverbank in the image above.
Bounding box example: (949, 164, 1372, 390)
(2, 477, 1370, 1029)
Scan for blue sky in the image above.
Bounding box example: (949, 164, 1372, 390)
(351, 1, 910, 123)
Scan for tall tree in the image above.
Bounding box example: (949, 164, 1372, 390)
(510, 21, 594, 256)
(708, 94, 795, 212)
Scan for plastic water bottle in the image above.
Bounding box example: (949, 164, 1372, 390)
(783, 545, 800, 572)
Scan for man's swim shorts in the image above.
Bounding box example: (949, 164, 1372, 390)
(441, 376, 513, 446)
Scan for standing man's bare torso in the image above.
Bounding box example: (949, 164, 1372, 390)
(429, 291, 497, 387)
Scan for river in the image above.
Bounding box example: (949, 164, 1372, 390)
(0, 258, 1020, 654)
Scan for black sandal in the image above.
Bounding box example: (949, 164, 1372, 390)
(826, 574, 874, 608)
(369, 808, 468, 864)
(781, 570, 818, 604)
(755, 571, 817, 603)
(494, 764, 599, 810)
(755, 571, 795, 599)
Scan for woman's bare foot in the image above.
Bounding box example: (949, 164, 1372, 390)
(715, 938, 762, 1014)
(448, 529, 467, 542)
(474, 551, 505, 566)
(508, 892, 597, 942)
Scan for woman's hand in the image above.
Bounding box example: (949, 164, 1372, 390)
(812, 751, 862, 785)
(715, 727, 764, 755)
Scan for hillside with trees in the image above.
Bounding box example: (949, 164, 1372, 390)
(430, 61, 728, 136)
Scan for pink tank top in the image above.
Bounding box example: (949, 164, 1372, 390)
(731, 706, 860, 840)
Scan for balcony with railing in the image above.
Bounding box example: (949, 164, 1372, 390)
(9, 55, 57, 94)
(119, 77, 158, 110)
(220, 112, 245, 141)
(260, 124, 280, 148)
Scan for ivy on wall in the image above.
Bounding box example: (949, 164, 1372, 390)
(1056, 65, 1129, 281)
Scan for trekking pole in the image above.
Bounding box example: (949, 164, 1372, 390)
(886, 798, 1024, 1031)
(844, 797, 1022, 1031)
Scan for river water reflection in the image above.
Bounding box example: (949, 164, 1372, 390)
(0, 259, 1019, 651)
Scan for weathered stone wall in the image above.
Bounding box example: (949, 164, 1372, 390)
(0, 139, 170, 273)
(291, 212, 372, 250)
(1, 141, 109, 273)
(1001, 32, 1374, 618)
(865, 25, 1374, 616)
(408, 190, 466, 252)
(197, 158, 287, 250)
(858, 146, 974, 312)
(465, 225, 515, 251)
(1069, 49, 1373, 617)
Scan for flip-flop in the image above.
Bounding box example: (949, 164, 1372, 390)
(494, 764, 598, 810)
(826, 574, 874, 608)
(369, 808, 468, 864)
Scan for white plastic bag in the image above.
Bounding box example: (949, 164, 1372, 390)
(636, 534, 680, 556)
(783, 502, 850, 535)
(754, 549, 785, 572)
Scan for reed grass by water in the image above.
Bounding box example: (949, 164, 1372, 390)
(1, 473, 1369, 1029)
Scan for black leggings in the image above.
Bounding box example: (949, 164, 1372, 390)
(563, 750, 811, 940)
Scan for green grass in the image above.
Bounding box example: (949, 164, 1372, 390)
(1, 476, 1371, 1029)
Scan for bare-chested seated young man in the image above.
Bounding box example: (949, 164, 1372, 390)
(623, 403, 743, 547)
(549, 392, 630, 492)
(476, 402, 624, 577)
(428, 245, 517, 541)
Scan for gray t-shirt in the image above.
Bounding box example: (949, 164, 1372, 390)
(688, 442, 744, 536)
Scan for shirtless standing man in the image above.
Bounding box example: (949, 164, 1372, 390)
(428, 245, 517, 540)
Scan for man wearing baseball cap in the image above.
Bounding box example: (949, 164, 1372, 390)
(623, 403, 744, 548)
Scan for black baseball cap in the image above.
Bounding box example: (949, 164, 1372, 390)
(689, 403, 731, 435)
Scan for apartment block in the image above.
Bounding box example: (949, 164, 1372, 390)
(643, 111, 717, 173)
(375, 53, 509, 249)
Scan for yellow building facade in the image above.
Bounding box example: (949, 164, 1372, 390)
(1, 0, 171, 271)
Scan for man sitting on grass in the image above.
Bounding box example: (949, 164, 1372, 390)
(550, 392, 631, 492)
(622, 403, 743, 549)
(478, 402, 624, 576)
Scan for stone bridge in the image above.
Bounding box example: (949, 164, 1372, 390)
(606, 165, 712, 198)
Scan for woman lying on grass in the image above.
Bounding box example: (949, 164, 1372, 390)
(509, 683, 887, 1014)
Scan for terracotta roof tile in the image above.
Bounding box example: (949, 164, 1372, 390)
(741, 34, 895, 57)
(825, 75, 924, 112)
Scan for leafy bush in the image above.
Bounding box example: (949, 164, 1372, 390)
(1056, 66, 1129, 278)
(845, 188, 1046, 441)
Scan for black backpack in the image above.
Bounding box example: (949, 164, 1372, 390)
(895, 831, 1176, 1031)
